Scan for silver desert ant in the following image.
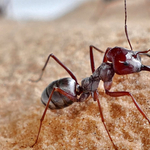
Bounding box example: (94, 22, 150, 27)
(30, 0, 150, 149)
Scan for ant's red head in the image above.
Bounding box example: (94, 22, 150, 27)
(106, 47, 142, 75)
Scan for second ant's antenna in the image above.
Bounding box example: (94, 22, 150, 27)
(124, 0, 133, 50)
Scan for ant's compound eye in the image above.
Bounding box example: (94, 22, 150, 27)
(124, 61, 129, 66)
(119, 61, 129, 66)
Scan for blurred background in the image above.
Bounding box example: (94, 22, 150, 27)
(5, 0, 88, 21)
(0, 0, 119, 21)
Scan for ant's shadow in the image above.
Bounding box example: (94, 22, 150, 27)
(49, 97, 95, 120)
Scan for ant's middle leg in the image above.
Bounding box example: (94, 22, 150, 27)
(93, 91, 117, 150)
(89, 45, 104, 73)
(29, 53, 78, 83)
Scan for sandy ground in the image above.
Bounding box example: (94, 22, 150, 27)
(0, 0, 150, 150)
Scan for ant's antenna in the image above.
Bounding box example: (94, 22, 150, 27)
(124, 0, 133, 50)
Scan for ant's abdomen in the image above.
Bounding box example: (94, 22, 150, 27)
(41, 78, 77, 109)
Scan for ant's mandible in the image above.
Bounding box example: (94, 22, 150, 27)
(30, 0, 150, 149)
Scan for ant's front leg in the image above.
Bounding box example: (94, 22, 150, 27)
(102, 47, 112, 63)
(105, 89, 150, 124)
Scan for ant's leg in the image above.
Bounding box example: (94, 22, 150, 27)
(89, 45, 104, 73)
(102, 47, 112, 63)
(30, 54, 78, 83)
(105, 90, 150, 124)
(94, 91, 117, 150)
(31, 87, 77, 147)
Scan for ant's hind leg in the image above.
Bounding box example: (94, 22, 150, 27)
(31, 87, 77, 147)
(29, 53, 78, 83)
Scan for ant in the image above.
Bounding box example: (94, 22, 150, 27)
(30, 0, 150, 149)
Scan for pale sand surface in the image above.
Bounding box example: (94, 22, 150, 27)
(0, 0, 150, 150)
